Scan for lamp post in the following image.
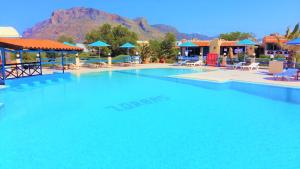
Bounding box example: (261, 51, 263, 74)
(178, 52, 181, 63)
(222, 53, 227, 67)
(16, 53, 20, 63)
(108, 53, 112, 67)
(36, 53, 40, 62)
(135, 52, 139, 64)
(37, 52, 42, 75)
(75, 53, 80, 67)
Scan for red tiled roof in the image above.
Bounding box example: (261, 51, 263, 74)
(263, 36, 287, 44)
(0, 38, 82, 51)
(194, 41, 210, 46)
(221, 41, 238, 47)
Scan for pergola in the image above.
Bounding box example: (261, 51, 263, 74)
(0, 38, 82, 85)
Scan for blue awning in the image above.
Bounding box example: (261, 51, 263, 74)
(120, 42, 135, 48)
(89, 41, 110, 47)
(237, 39, 257, 46)
(287, 38, 300, 45)
(178, 41, 198, 47)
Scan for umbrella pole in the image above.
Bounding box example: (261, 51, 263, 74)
(244, 45, 246, 62)
(99, 47, 101, 60)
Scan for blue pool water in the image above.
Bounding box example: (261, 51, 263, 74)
(0, 68, 300, 169)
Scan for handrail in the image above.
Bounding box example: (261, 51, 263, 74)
(5, 62, 40, 66)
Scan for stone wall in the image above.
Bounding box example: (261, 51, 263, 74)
(209, 39, 222, 54)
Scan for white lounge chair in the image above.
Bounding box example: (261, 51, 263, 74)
(274, 68, 298, 81)
(186, 60, 202, 66)
(227, 62, 244, 69)
(174, 60, 189, 66)
(241, 63, 260, 71)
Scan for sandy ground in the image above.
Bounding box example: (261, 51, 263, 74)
(2, 64, 300, 88)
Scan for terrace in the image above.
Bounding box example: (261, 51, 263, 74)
(0, 38, 82, 84)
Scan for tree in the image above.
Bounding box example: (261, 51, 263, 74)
(85, 24, 138, 56)
(141, 33, 178, 63)
(219, 32, 255, 41)
(138, 43, 153, 63)
(148, 40, 161, 62)
(285, 23, 300, 40)
(57, 35, 75, 44)
(159, 33, 177, 62)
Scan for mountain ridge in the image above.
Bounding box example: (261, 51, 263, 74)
(23, 7, 213, 42)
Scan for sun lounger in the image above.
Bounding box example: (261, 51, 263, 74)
(227, 62, 244, 69)
(274, 68, 298, 81)
(118, 62, 132, 67)
(55, 64, 69, 70)
(174, 60, 190, 66)
(97, 62, 109, 68)
(83, 63, 100, 69)
(186, 60, 202, 66)
(241, 63, 259, 71)
(68, 63, 80, 70)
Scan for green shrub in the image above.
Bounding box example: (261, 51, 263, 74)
(23, 53, 37, 62)
(296, 53, 300, 63)
(79, 52, 91, 59)
(259, 55, 270, 59)
(113, 55, 130, 61)
(274, 55, 286, 59)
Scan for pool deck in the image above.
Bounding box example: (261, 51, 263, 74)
(175, 68, 300, 88)
(1, 64, 300, 88)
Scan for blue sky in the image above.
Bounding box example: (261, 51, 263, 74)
(0, 0, 299, 38)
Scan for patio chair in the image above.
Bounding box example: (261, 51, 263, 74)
(83, 63, 100, 69)
(68, 63, 80, 70)
(227, 62, 244, 70)
(186, 60, 203, 66)
(274, 68, 298, 81)
(173, 60, 189, 66)
(55, 64, 69, 70)
(241, 63, 260, 71)
(97, 62, 109, 68)
(118, 62, 132, 67)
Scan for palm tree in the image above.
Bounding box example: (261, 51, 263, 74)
(285, 23, 300, 40)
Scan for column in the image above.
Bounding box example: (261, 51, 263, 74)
(61, 52, 65, 74)
(1, 48, 6, 84)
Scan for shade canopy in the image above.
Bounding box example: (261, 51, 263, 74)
(287, 38, 300, 45)
(178, 41, 198, 47)
(0, 38, 82, 51)
(89, 41, 110, 47)
(237, 39, 257, 46)
(120, 42, 135, 48)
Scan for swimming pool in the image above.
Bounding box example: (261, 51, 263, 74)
(0, 68, 300, 169)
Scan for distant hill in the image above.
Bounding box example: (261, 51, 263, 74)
(23, 7, 213, 42)
(152, 24, 213, 40)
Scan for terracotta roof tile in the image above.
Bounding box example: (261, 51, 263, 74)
(263, 36, 287, 44)
(194, 41, 210, 46)
(0, 38, 82, 51)
(221, 41, 238, 46)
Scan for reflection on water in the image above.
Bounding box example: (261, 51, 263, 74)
(115, 70, 300, 105)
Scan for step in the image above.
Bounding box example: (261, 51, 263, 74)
(0, 103, 4, 110)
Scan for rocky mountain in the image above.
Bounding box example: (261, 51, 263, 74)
(23, 7, 212, 42)
(152, 24, 212, 40)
